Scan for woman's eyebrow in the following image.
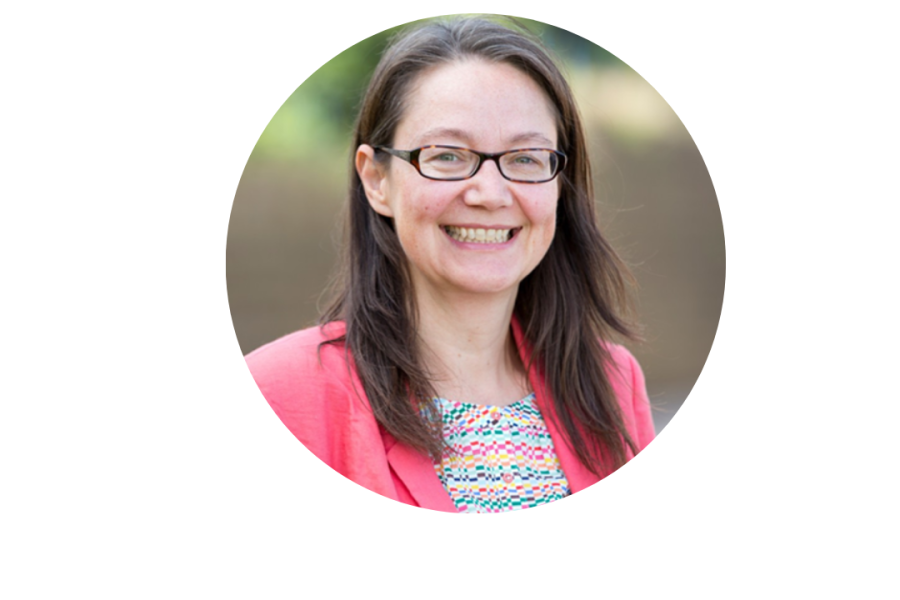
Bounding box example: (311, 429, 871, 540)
(506, 132, 555, 147)
(413, 127, 473, 146)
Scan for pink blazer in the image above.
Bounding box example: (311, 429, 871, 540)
(245, 319, 655, 512)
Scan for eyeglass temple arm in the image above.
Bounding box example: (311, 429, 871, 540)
(373, 146, 413, 162)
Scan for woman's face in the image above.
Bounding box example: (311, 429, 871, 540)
(358, 59, 560, 301)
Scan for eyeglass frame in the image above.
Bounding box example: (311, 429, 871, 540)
(372, 145, 567, 184)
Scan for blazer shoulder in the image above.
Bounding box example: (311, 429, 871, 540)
(245, 321, 347, 380)
(602, 342, 638, 379)
(244, 323, 395, 493)
(244, 321, 363, 420)
(244, 322, 384, 465)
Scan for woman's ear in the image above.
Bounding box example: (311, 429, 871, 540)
(356, 144, 393, 218)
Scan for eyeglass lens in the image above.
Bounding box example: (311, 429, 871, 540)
(418, 147, 559, 181)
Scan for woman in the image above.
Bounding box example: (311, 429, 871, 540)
(246, 16, 655, 513)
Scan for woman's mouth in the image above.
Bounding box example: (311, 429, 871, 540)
(442, 225, 519, 244)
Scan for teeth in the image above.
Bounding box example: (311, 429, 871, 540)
(444, 226, 513, 243)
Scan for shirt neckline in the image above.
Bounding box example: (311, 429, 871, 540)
(432, 392, 536, 410)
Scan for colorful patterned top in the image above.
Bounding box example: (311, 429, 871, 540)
(426, 393, 571, 513)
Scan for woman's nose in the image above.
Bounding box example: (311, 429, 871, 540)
(461, 159, 514, 209)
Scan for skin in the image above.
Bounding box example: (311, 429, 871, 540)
(356, 59, 560, 406)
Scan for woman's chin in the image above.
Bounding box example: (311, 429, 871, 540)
(435, 275, 522, 298)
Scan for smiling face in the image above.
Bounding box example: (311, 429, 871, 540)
(356, 59, 561, 302)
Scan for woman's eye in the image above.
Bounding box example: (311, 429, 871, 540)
(436, 153, 459, 161)
(511, 153, 544, 167)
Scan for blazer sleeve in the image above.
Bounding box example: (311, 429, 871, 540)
(606, 344, 656, 453)
(626, 348, 655, 451)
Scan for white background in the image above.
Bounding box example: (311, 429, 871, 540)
(2, 1, 898, 597)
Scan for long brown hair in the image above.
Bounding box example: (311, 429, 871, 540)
(321, 15, 640, 476)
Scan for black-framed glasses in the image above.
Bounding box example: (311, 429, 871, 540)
(373, 145, 567, 183)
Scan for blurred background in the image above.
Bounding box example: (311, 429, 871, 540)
(226, 16, 725, 435)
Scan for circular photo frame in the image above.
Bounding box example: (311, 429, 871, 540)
(228, 14, 725, 513)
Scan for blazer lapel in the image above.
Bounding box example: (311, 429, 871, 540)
(535, 400, 602, 493)
(510, 317, 602, 494)
(382, 432, 457, 512)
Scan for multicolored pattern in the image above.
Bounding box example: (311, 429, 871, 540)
(426, 393, 570, 513)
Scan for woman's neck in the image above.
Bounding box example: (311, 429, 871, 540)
(413, 285, 530, 407)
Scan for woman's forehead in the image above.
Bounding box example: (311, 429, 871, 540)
(394, 59, 559, 149)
